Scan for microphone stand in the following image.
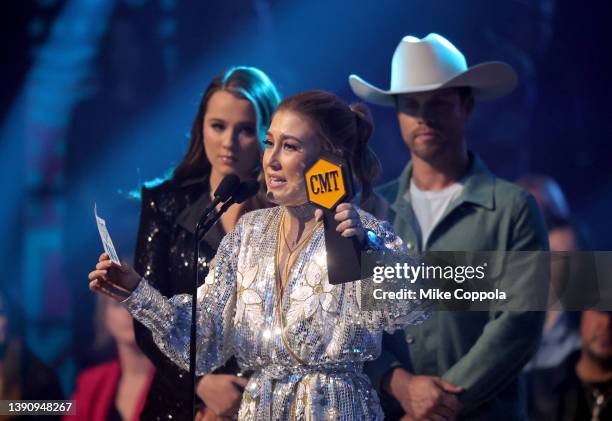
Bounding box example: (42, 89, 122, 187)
(188, 180, 258, 419)
(188, 202, 238, 419)
(189, 206, 221, 419)
(190, 214, 204, 420)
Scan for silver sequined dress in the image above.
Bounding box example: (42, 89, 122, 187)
(123, 206, 428, 421)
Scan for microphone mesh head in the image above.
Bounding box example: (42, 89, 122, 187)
(214, 174, 240, 201)
(234, 179, 260, 204)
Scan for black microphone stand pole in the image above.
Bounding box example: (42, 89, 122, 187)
(188, 175, 240, 419)
(189, 180, 259, 419)
(190, 215, 205, 420)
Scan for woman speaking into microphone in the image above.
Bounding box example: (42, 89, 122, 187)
(90, 90, 429, 420)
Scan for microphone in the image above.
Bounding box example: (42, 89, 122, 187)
(199, 179, 259, 236)
(197, 174, 241, 229)
(220, 179, 259, 209)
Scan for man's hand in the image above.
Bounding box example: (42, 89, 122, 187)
(196, 374, 247, 418)
(385, 368, 463, 421)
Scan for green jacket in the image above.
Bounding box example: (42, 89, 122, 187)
(367, 152, 549, 420)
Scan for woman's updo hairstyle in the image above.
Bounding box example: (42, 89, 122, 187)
(275, 90, 381, 202)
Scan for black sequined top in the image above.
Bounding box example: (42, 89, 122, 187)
(133, 176, 237, 420)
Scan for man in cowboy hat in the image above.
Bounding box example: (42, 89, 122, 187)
(351, 34, 549, 420)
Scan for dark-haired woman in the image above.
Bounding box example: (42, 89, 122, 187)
(132, 66, 280, 420)
(92, 90, 428, 420)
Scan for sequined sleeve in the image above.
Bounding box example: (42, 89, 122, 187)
(123, 219, 242, 375)
(358, 210, 431, 332)
(132, 185, 175, 371)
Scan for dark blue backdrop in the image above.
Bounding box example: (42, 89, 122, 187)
(1, 0, 610, 394)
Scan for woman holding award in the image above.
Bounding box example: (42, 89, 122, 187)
(89, 90, 428, 420)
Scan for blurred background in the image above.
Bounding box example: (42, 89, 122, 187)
(0, 0, 610, 396)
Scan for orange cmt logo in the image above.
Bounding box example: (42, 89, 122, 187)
(305, 158, 347, 210)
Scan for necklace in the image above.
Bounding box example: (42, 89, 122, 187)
(282, 203, 319, 251)
(285, 203, 317, 220)
(282, 219, 317, 253)
(273, 207, 320, 367)
(275, 209, 323, 288)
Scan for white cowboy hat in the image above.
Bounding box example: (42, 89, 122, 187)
(349, 33, 517, 106)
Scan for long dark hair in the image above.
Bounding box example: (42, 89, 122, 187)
(276, 90, 381, 202)
(173, 66, 281, 182)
